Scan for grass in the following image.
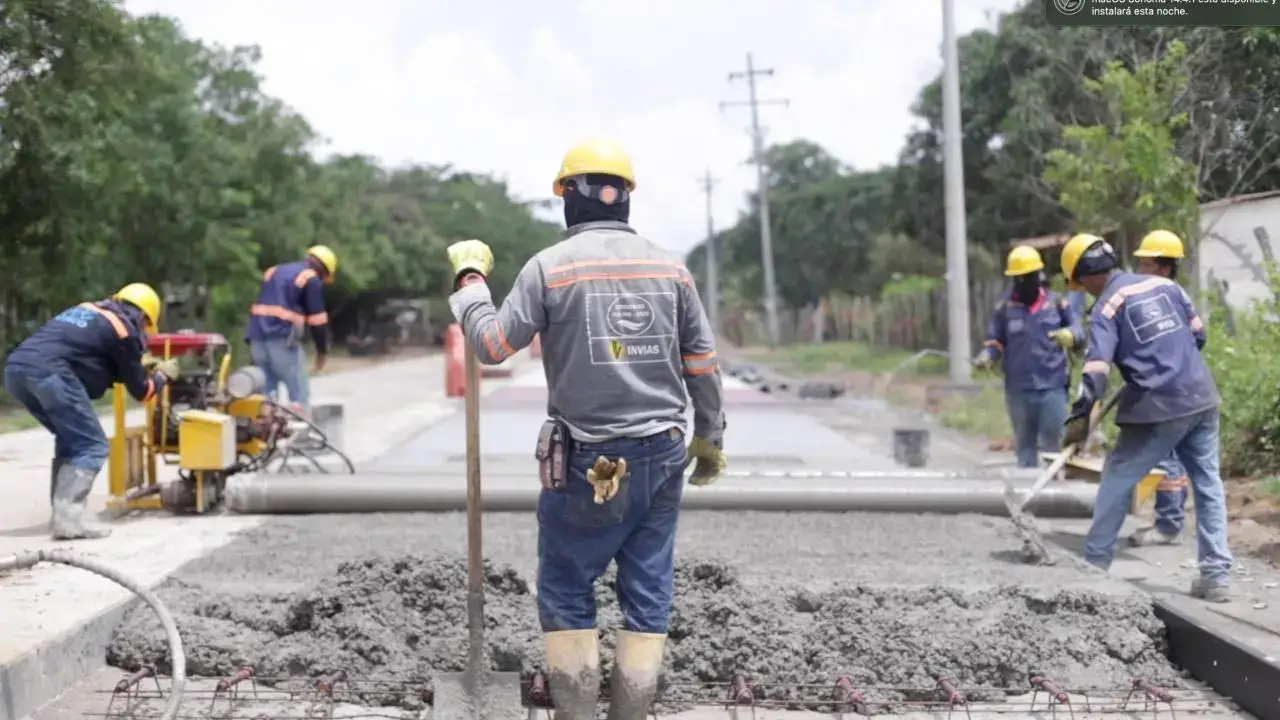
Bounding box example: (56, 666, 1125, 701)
(742, 340, 948, 377)
(0, 395, 132, 434)
(936, 385, 1012, 440)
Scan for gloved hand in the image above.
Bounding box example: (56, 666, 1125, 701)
(446, 239, 495, 288)
(586, 456, 626, 504)
(1048, 328, 1075, 350)
(154, 358, 180, 380)
(685, 437, 727, 486)
(972, 351, 995, 371)
(141, 353, 160, 370)
(1063, 394, 1096, 447)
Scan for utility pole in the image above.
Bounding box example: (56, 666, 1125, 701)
(721, 53, 788, 347)
(698, 169, 721, 333)
(941, 0, 972, 382)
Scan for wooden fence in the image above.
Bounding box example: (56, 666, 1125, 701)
(719, 278, 1008, 353)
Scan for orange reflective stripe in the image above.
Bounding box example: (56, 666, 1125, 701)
(1100, 276, 1171, 319)
(1158, 475, 1188, 492)
(1082, 360, 1110, 375)
(682, 350, 718, 376)
(483, 325, 516, 361)
(295, 268, 319, 288)
(546, 271, 691, 290)
(251, 303, 304, 325)
(79, 302, 128, 339)
(263, 266, 277, 281)
(141, 378, 156, 402)
(546, 259, 686, 276)
(306, 312, 329, 326)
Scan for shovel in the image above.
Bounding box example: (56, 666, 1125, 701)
(1003, 391, 1120, 564)
(432, 340, 522, 720)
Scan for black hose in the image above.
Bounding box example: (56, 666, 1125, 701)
(0, 550, 186, 720)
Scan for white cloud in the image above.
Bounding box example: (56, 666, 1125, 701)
(124, 0, 1024, 257)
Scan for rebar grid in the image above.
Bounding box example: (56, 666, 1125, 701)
(84, 671, 1233, 720)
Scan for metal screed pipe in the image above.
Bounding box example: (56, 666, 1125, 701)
(226, 474, 1096, 517)
(0, 550, 187, 720)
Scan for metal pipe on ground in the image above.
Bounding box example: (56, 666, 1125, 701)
(226, 475, 1096, 517)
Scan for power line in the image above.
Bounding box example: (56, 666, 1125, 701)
(720, 53, 788, 348)
(697, 169, 720, 333)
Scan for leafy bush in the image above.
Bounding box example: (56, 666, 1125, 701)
(1203, 294, 1280, 476)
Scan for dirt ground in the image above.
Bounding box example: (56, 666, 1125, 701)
(732, 344, 1280, 568)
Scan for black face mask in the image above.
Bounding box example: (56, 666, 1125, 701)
(1011, 273, 1040, 304)
(563, 174, 630, 229)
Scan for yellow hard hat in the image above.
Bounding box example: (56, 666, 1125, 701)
(1004, 245, 1045, 277)
(307, 245, 339, 282)
(113, 282, 162, 333)
(1134, 229, 1185, 259)
(1060, 233, 1106, 291)
(553, 138, 636, 197)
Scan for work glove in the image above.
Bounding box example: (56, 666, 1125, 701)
(685, 437, 727, 486)
(972, 351, 995, 371)
(154, 358, 181, 380)
(141, 353, 160, 370)
(446, 239, 495, 289)
(1063, 394, 1096, 447)
(1048, 328, 1076, 350)
(586, 456, 626, 504)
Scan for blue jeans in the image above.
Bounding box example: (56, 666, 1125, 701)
(249, 337, 309, 406)
(1005, 387, 1068, 468)
(3, 363, 108, 473)
(1085, 408, 1233, 585)
(1153, 454, 1189, 535)
(537, 429, 687, 634)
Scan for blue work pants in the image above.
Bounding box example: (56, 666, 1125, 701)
(249, 337, 310, 407)
(537, 428, 687, 634)
(1005, 387, 1068, 468)
(1085, 408, 1232, 585)
(3, 362, 109, 474)
(1153, 454, 1189, 535)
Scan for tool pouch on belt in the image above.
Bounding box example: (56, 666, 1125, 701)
(535, 419, 568, 491)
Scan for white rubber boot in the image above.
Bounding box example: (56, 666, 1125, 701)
(545, 629, 600, 720)
(50, 465, 111, 540)
(606, 630, 666, 720)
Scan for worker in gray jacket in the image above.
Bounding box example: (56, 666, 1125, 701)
(446, 137, 727, 720)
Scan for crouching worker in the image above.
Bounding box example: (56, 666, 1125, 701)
(973, 245, 1082, 467)
(3, 283, 179, 540)
(445, 138, 727, 720)
(1060, 233, 1232, 602)
(1130, 229, 1196, 546)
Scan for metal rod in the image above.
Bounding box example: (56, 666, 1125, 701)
(464, 341, 484, 680)
(226, 476, 1096, 517)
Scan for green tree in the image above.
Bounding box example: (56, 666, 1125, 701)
(1042, 40, 1199, 260)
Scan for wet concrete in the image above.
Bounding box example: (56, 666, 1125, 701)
(106, 512, 1183, 712)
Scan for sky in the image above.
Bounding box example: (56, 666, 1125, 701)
(122, 0, 1025, 257)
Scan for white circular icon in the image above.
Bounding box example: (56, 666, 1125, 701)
(605, 296, 655, 337)
(1054, 0, 1086, 15)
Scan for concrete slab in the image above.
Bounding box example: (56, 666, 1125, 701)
(432, 672, 523, 720)
(369, 372, 901, 473)
(0, 352, 533, 720)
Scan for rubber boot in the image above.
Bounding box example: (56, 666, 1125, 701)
(545, 629, 600, 720)
(50, 464, 111, 540)
(606, 630, 667, 720)
(49, 457, 66, 504)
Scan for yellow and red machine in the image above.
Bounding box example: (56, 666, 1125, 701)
(106, 331, 350, 515)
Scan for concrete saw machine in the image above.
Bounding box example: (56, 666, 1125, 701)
(105, 331, 354, 515)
